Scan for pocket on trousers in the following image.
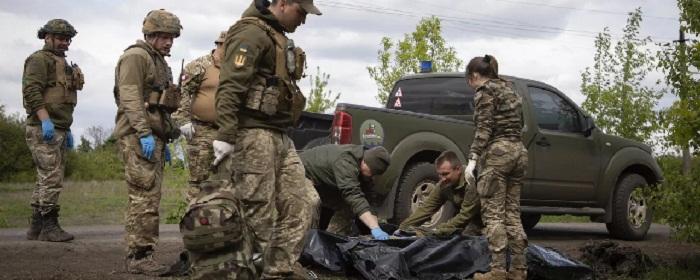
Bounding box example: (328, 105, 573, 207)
(477, 170, 497, 198)
(124, 150, 157, 189)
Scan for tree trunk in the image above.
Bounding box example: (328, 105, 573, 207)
(682, 145, 691, 176)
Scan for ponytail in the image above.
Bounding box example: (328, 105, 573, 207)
(466, 54, 499, 79)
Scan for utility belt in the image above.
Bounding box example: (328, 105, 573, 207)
(191, 118, 218, 129)
(145, 85, 180, 113)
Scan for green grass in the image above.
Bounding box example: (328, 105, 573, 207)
(0, 166, 189, 228)
(540, 214, 591, 223)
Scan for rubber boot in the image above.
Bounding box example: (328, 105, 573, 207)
(38, 206, 74, 242)
(26, 205, 42, 240)
(507, 269, 527, 280)
(126, 246, 168, 276)
(473, 269, 507, 280)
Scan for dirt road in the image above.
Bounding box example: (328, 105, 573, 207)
(0, 223, 696, 279)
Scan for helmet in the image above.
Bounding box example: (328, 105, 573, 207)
(142, 9, 182, 37)
(37, 19, 77, 39)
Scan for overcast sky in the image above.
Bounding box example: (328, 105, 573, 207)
(0, 0, 684, 141)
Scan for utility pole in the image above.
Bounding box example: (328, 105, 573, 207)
(674, 25, 692, 175)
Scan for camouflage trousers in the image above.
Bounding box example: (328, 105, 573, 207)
(118, 133, 165, 252)
(184, 122, 217, 202)
(477, 140, 528, 273)
(25, 125, 67, 213)
(229, 128, 320, 279)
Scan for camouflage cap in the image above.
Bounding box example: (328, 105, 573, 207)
(293, 0, 322, 15)
(37, 19, 77, 39)
(215, 31, 226, 44)
(142, 9, 182, 37)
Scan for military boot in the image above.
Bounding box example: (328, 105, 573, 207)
(38, 206, 74, 242)
(26, 205, 43, 240)
(126, 247, 167, 276)
(473, 269, 507, 280)
(507, 269, 527, 280)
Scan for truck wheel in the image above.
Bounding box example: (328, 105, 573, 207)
(521, 214, 541, 231)
(606, 174, 652, 241)
(394, 162, 455, 228)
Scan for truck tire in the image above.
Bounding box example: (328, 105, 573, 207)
(606, 173, 652, 241)
(394, 162, 455, 228)
(521, 214, 541, 231)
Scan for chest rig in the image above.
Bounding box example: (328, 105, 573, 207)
(43, 52, 83, 105)
(234, 17, 307, 123)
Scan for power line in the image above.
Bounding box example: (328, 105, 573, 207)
(488, 0, 677, 21)
(317, 0, 675, 41)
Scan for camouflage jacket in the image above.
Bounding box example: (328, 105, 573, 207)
(113, 40, 176, 140)
(172, 52, 216, 127)
(399, 166, 481, 234)
(215, 3, 304, 144)
(468, 78, 523, 161)
(300, 144, 372, 216)
(22, 44, 78, 129)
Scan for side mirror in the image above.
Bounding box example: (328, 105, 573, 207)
(583, 115, 595, 137)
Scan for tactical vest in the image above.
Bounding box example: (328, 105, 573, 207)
(232, 17, 307, 123)
(43, 53, 83, 105)
(191, 63, 219, 123)
(115, 43, 180, 114)
(180, 190, 246, 253)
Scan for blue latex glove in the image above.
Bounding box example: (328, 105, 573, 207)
(41, 119, 55, 142)
(139, 134, 156, 160)
(164, 145, 171, 164)
(371, 227, 390, 240)
(66, 132, 74, 149)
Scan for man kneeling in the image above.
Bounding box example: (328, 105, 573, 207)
(397, 151, 483, 237)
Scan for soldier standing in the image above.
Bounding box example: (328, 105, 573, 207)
(300, 144, 391, 239)
(213, 0, 322, 278)
(113, 9, 182, 276)
(397, 151, 482, 237)
(172, 31, 228, 201)
(23, 19, 83, 242)
(465, 55, 528, 280)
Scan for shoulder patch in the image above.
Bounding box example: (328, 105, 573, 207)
(233, 45, 249, 68)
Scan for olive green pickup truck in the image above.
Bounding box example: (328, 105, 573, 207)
(300, 72, 663, 240)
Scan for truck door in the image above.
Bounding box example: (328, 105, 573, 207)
(526, 86, 599, 203)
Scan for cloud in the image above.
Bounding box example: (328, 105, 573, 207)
(0, 0, 682, 140)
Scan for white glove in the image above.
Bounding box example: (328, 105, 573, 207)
(212, 140, 234, 167)
(179, 123, 195, 141)
(464, 160, 476, 186)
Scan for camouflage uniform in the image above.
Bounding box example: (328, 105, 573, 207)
(216, 3, 321, 278)
(113, 9, 182, 276)
(172, 40, 222, 201)
(470, 78, 528, 279)
(399, 166, 483, 237)
(22, 19, 82, 242)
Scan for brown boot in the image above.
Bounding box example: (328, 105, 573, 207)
(473, 269, 507, 280)
(38, 206, 74, 242)
(507, 269, 527, 280)
(26, 205, 43, 240)
(126, 247, 167, 276)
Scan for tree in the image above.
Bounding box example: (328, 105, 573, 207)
(77, 136, 92, 153)
(85, 125, 111, 148)
(305, 66, 341, 113)
(658, 0, 700, 175)
(367, 16, 464, 104)
(0, 105, 34, 182)
(580, 8, 662, 144)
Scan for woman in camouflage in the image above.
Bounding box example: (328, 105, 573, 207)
(464, 55, 528, 280)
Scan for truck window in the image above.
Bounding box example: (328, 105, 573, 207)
(528, 86, 582, 133)
(389, 77, 474, 116)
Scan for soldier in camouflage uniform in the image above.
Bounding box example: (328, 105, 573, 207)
(172, 31, 228, 201)
(464, 55, 528, 280)
(213, 0, 322, 278)
(22, 19, 83, 243)
(113, 9, 182, 276)
(300, 144, 391, 239)
(397, 151, 483, 237)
